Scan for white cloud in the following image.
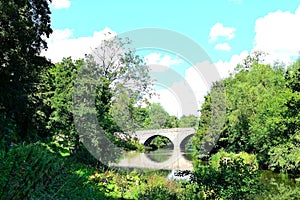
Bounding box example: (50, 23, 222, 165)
(41, 27, 117, 62)
(209, 23, 236, 43)
(149, 78, 202, 117)
(146, 52, 250, 117)
(177, 52, 248, 116)
(47, 28, 73, 41)
(185, 65, 210, 108)
(144, 53, 182, 67)
(253, 5, 300, 63)
(215, 50, 249, 78)
(51, 0, 71, 9)
(146, 60, 208, 117)
(214, 42, 231, 51)
(212, 5, 300, 77)
(152, 53, 250, 117)
(149, 89, 182, 117)
(144, 53, 161, 64)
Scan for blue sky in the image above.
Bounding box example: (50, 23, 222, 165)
(45, 0, 300, 117)
(48, 0, 300, 62)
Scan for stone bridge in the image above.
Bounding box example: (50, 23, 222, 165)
(134, 128, 196, 150)
(113, 128, 196, 170)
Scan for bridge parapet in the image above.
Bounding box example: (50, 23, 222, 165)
(134, 128, 196, 149)
(135, 127, 194, 135)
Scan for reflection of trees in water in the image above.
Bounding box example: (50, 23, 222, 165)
(182, 149, 193, 161)
(180, 134, 194, 161)
(145, 148, 194, 163)
(145, 148, 173, 163)
(144, 134, 195, 163)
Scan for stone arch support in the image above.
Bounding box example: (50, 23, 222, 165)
(135, 128, 195, 150)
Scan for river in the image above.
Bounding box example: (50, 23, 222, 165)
(111, 148, 298, 191)
(112, 148, 194, 170)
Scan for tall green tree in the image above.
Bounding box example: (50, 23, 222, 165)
(222, 63, 292, 166)
(132, 105, 150, 129)
(47, 58, 83, 153)
(268, 60, 300, 173)
(165, 115, 179, 128)
(0, 0, 52, 143)
(71, 38, 153, 164)
(193, 80, 226, 159)
(84, 37, 152, 134)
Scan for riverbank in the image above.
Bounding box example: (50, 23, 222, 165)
(1, 142, 299, 199)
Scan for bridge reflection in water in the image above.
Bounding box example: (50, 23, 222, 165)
(111, 149, 193, 170)
(110, 128, 195, 170)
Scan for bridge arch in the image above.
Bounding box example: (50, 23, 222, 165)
(112, 128, 196, 170)
(143, 134, 174, 148)
(179, 134, 194, 150)
(134, 128, 195, 150)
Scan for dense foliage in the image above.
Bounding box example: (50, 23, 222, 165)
(194, 53, 300, 174)
(0, 143, 106, 199)
(1, 1, 299, 198)
(192, 157, 262, 199)
(0, 0, 53, 147)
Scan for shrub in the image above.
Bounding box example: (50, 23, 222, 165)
(0, 142, 106, 199)
(192, 156, 263, 199)
(261, 181, 300, 200)
(209, 150, 258, 170)
(89, 170, 133, 199)
(138, 186, 178, 200)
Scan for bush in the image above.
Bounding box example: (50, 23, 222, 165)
(89, 169, 142, 199)
(138, 186, 179, 200)
(268, 142, 300, 174)
(209, 150, 258, 170)
(260, 181, 300, 200)
(192, 155, 263, 199)
(0, 142, 106, 199)
(179, 182, 205, 200)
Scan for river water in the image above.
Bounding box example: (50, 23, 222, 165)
(112, 148, 298, 190)
(113, 148, 194, 170)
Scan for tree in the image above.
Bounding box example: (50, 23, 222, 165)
(286, 60, 300, 92)
(179, 115, 198, 128)
(193, 55, 300, 173)
(132, 105, 150, 129)
(71, 38, 153, 164)
(110, 90, 135, 133)
(235, 51, 267, 71)
(165, 115, 179, 128)
(146, 103, 169, 129)
(47, 57, 83, 153)
(220, 64, 291, 166)
(193, 79, 226, 161)
(0, 0, 52, 142)
(84, 37, 152, 134)
(268, 60, 300, 174)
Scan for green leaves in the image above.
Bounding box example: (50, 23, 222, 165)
(194, 57, 300, 173)
(192, 153, 262, 200)
(47, 57, 82, 153)
(0, 143, 107, 199)
(179, 115, 199, 128)
(0, 0, 52, 141)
